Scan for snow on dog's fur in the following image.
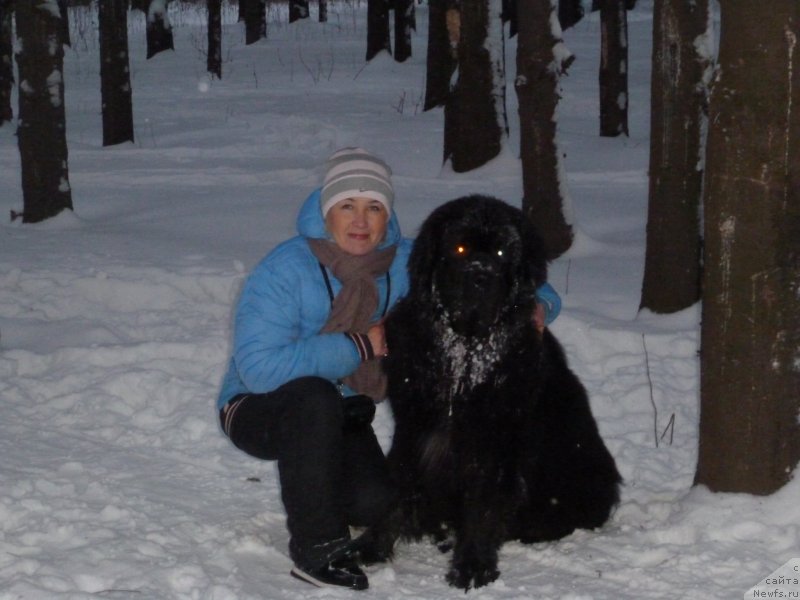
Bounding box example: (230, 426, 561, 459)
(358, 195, 622, 590)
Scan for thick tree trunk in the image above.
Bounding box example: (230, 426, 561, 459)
(146, 0, 174, 59)
(516, 0, 574, 259)
(640, 0, 709, 313)
(599, 0, 628, 136)
(0, 0, 13, 126)
(99, 0, 134, 146)
(394, 0, 414, 63)
(366, 0, 391, 60)
(207, 0, 222, 78)
(423, 0, 456, 110)
(695, 1, 800, 495)
(319, 0, 328, 23)
(243, 0, 266, 45)
(15, 0, 73, 223)
(444, 0, 507, 172)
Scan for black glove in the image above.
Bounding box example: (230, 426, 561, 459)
(341, 394, 376, 429)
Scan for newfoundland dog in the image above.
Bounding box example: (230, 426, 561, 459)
(359, 195, 622, 590)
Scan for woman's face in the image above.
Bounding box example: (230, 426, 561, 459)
(325, 197, 389, 256)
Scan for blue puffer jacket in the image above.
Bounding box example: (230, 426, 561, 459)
(217, 190, 562, 410)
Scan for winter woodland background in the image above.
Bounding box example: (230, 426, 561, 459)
(0, 1, 798, 599)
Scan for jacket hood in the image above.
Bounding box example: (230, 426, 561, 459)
(296, 188, 403, 248)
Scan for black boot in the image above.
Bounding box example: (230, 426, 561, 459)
(290, 557, 368, 590)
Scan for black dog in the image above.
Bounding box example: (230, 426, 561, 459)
(359, 195, 621, 590)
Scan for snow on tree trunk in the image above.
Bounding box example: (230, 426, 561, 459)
(640, 0, 711, 313)
(695, 1, 800, 496)
(599, 0, 628, 137)
(15, 0, 74, 223)
(146, 0, 174, 59)
(444, 0, 508, 173)
(207, 0, 222, 78)
(99, 0, 134, 146)
(516, 0, 574, 259)
(0, 0, 13, 125)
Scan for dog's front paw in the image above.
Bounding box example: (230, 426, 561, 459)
(446, 557, 500, 590)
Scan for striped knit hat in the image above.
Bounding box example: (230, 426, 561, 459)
(320, 147, 394, 217)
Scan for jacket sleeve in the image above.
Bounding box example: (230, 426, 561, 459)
(535, 281, 561, 325)
(232, 262, 361, 394)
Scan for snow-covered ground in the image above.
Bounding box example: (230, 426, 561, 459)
(1, 2, 797, 598)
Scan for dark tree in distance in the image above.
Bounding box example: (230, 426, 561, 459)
(243, 0, 266, 45)
(515, 0, 574, 258)
(57, 0, 69, 46)
(15, 0, 73, 222)
(423, 0, 457, 110)
(146, 0, 175, 58)
(599, 0, 629, 136)
(99, 0, 134, 146)
(0, 0, 12, 126)
(444, 0, 507, 172)
(366, 0, 391, 60)
(640, 0, 710, 313)
(289, 0, 309, 23)
(695, 1, 800, 495)
(207, 0, 222, 78)
(394, 0, 415, 63)
(319, 0, 327, 23)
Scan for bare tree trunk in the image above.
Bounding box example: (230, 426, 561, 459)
(289, 0, 309, 23)
(146, 0, 174, 59)
(516, 0, 574, 259)
(366, 0, 391, 60)
(15, 0, 73, 223)
(243, 0, 266, 45)
(207, 0, 222, 78)
(599, 0, 628, 136)
(444, 0, 507, 172)
(0, 0, 13, 126)
(99, 0, 134, 146)
(57, 0, 70, 46)
(394, 0, 414, 63)
(423, 0, 457, 110)
(319, 0, 328, 23)
(695, 1, 800, 495)
(640, 0, 710, 313)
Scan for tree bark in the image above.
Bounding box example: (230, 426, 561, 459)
(207, 0, 222, 78)
(366, 0, 391, 60)
(243, 0, 266, 45)
(15, 0, 74, 223)
(516, 0, 574, 259)
(640, 0, 709, 313)
(0, 0, 13, 126)
(599, 0, 629, 136)
(695, 1, 800, 495)
(319, 0, 328, 23)
(146, 0, 174, 59)
(423, 0, 457, 110)
(394, 0, 414, 63)
(289, 0, 309, 23)
(444, 0, 507, 172)
(99, 0, 134, 146)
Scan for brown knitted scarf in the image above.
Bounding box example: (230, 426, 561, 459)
(308, 238, 396, 400)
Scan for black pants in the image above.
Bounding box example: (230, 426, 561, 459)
(220, 377, 394, 569)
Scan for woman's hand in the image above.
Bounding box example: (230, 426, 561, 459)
(367, 322, 388, 357)
(534, 303, 545, 334)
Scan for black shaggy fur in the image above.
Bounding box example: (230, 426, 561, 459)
(359, 195, 622, 590)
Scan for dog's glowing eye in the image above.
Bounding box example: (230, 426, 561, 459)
(455, 245, 467, 255)
(497, 250, 504, 257)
